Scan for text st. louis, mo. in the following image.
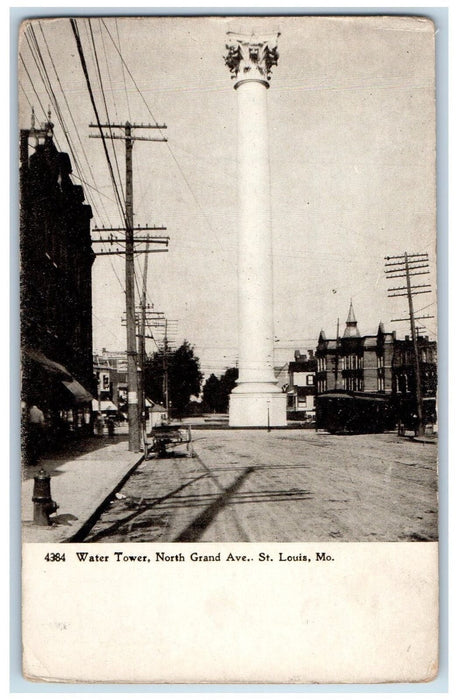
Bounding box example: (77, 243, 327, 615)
(46, 550, 336, 564)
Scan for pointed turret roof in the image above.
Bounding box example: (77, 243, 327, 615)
(343, 301, 360, 338)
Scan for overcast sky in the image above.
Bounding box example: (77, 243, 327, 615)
(18, 14, 437, 377)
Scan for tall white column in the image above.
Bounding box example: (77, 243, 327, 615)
(225, 32, 286, 427)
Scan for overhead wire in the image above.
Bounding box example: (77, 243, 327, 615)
(25, 27, 121, 297)
(115, 18, 132, 123)
(25, 24, 110, 235)
(19, 53, 50, 125)
(19, 81, 34, 111)
(28, 19, 126, 292)
(87, 18, 126, 205)
(70, 18, 127, 229)
(100, 18, 228, 259)
(68, 17, 132, 295)
(22, 31, 104, 230)
(20, 29, 125, 297)
(99, 18, 122, 128)
(36, 21, 112, 228)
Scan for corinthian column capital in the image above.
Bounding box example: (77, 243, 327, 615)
(224, 31, 280, 87)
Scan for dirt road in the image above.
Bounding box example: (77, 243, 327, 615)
(84, 429, 438, 542)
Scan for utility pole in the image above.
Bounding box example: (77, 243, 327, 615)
(138, 236, 151, 439)
(90, 121, 167, 451)
(122, 309, 176, 423)
(334, 317, 340, 390)
(384, 252, 434, 437)
(163, 320, 169, 419)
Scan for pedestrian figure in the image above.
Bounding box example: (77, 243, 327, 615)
(94, 413, 104, 436)
(107, 417, 115, 437)
(28, 404, 45, 465)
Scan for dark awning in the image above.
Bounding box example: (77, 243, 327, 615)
(24, 349, 73, 380)
(24, 349, 93, 405)
(62, 379, 93, 405)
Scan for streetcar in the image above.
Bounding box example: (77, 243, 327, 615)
(316, 391, 394, 434)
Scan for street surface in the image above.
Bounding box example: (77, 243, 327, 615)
(84, 429, 438, 543)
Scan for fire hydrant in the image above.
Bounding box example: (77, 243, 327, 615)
(32, 469, 58, 525)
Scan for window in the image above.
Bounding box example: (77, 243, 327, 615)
(306, 374, 314, 386)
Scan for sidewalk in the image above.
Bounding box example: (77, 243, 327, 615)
(22, 435, 143, 543)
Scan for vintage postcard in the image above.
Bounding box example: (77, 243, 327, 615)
(19, 15, 439, 684)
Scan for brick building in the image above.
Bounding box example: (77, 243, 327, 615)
(315, 302, 437, 431)
(20, 115, 95, 440)
(316, 302, 397, 394)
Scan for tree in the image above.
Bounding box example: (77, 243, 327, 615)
(202, 374, 225, 413)
(220, 367, 238, 403)
(144, 340, 203, 418)
(202, 367, 238, 413)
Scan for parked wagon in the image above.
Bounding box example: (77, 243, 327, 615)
(144, 423, 193, 459)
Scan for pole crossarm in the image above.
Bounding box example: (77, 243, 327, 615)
(89, 122, 167, 130)
(92, 239, 168, 244)
(90, 134, 167, 142)
(134, 308, 165, 315)
(93, 226, 167, 232)
(385, 264, 430, 274)
(94, 249, 168, 256)
(388, 290, 431, 298)
(384, 250, 433, 437)
(387, 284, 431, 292)
(391, 314, 434, 323)
(384, 253, 428, 261)
(386, 271, 430, 279)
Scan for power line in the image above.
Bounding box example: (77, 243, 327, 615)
(20, 30, 125, 296)
(70, 18, 127, 228)
(19, 81, 34, 110)
(22, 32, 106, 232)
(36, 21, 112, 227)
(25, 24, 107, 232)
(115, 18, 131, 122)
(19, 53, 50, 125)
(87, 18, 126, 206)
(100, 18, 229, 259)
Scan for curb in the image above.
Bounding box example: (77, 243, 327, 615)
(64, 453, 144, 543)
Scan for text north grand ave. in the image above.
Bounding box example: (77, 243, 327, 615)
(72, 551, 334, 563)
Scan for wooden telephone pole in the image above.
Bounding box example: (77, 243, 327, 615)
(90, 121, 168, 451)
(384, 252, 433, 437)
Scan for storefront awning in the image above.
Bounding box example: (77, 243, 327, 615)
(24, 349, 73, 381)
(92, 399, 117, 412)
(63, 379, 93, 405)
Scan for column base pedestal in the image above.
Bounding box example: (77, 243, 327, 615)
(229, 385, 287, 427)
